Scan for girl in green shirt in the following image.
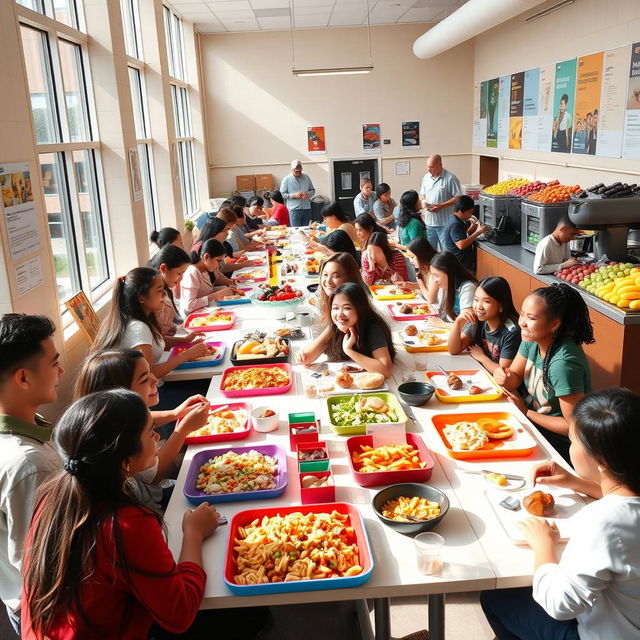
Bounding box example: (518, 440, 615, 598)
(397, 190, 427, 246)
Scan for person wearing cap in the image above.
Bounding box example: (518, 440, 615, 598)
(280, 160, 315, 227)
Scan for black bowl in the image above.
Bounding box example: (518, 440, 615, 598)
(397, 381, 435, 406)
(307, 283, 319, 293)
(372, 483, 449, 535)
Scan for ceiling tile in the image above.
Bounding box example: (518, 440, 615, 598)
(196, 21, 228, 31)
(254, 7, 289, 16)
(329, 9, 367, 26)
(168, 0, 207, 4)
(294, 0, 335, 6)
(257, 15, 292, 28)
(206, 0, 252, 10)
(250, 0, 290, 7)
(212, 8, 255, 18)
(173, 2, 208, 12)
(294, 6, 333, 15)
(181, 12, 217, 21)
(398, 5, 443, 21)
(294, 13, 330, 26)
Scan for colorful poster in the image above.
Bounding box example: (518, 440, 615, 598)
(537, 63, 555, 151)
(509, 71, 524, 149)
(572, 52, 604, 155)
(622, 42, 640, 159)
(597, 46, 629, 158)
(551, 58, 577, 153)
(307, 126, 326, 154)
(522, 68, 540, 150)
(362, 123, 381, 153)
(477, 81, 488, 147)
(497, 75, 510, 149)
(128, 147, 143, 201)
(486, 78, 499, 147)
(402, 121, 420, 148)
(473, 83, 484, 147)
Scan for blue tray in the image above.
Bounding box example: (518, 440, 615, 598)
(170, 341, 225, 369)
(216, 287, 253, 306)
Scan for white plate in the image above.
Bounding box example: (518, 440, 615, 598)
(301, 362, 389, 396)
(400, 328, 449, 347)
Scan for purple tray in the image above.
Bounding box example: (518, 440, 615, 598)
(183, 444, 288, 505)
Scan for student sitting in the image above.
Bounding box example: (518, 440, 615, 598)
(429, 251, 478, 325)
(150, 227, 183, 250)
(263, 190, 290, 226)
(227, 207, 265, 251)
(448, 276, 521, 374)
(481, 388, 640, 640)
(401, 237, 438, 303)
(296, 282, 395, 378)
(92, 267, 209, 379)
(354, 213, 390, 250)
(353, 178, 376, 216)
(0, 314, 63, 636)
(312, 252, 367, 316)
(193, 216, 252, 274)
(372, 183, 396, 228)
(533, 217, 581, 275)
(443, 195, 488, 271)
(397, 190, 427, 246)
(307, 228, 360, 264)
(318, 202, 359, 246)
(361, 232, 408, 285)
(493, 283, 594, 462)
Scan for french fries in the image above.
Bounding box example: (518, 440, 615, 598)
(381, 496, 441, 522)
(352, 444, 425, 473)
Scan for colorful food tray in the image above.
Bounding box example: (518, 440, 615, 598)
(430, 411, 538, 460)
(301, 363, 388, 397)
(370, 285, 416, 301)
(250, 292, 306, 307)
(183, 402, 252, 445)
(230, 338, 290, 366)
(169, 341, 225, 369)
(216, 287, 253, 307)
(219, 363, 293, 398)
(485, 486, 586, 545)
(184, 310, 236, 332)
(233, 269, 268, 283)
(183, 444, 287, 505)
(223, 502, 374, 595)
(326, 392, 408, 436)
(425, 369, 503, 402)
(400, 328, 449, 353)
(346, 432, 435, 487)
(387, 302, 437, 321)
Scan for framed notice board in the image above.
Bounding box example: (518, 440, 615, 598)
(64, 291, 100, 343)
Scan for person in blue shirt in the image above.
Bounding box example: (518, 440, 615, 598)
(353, 178, 376, 216)
(279, 160, 315, 227)
(443, 195, 487, 271)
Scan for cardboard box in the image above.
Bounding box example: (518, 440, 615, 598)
(236, 175, 255, 191)
(255, 174, 274, 190)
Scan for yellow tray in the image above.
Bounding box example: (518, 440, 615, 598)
(425, 369, 503, 403)
(370, 285, 416, 301)
(400, 328, 449, 353)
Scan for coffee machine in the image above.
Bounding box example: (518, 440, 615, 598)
(569, 197, 640, 262)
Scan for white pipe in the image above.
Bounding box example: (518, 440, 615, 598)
(413, 0, 548, 59)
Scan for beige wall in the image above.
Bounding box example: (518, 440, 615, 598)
(200, 24, 475, 200)
(472, 0, 640, 186)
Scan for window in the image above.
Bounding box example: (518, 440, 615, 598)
(20, 19, 111, 304)
(164, 5, 186, 82)
(120, 0, 141, 60)
(17, 0, 81, 30)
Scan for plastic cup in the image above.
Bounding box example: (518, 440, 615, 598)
(414, 353, 428, 371)
(414, 532, 444, 575)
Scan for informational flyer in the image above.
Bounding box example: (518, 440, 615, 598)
(472, 83, 483, 147)
(522, 67, 540, 150)
(401, 121, 420, 148)
(486, 78, 499, 147)
(572, 52, 604, 155)
(551, 58, 577, 153)
(128, 148, 143, 201)
(622, 42, 640, 159)
(509, 71, 525, 149)
(15, 255, 43, 296)
(478, 81, 488, 147)
(307, 126, 326, 154)
(537, 63, 555, 151)
(362, 123, 381, 153)
(0, 161, 41, 261)
(497, 75, 511, 149)
(597, 45, 629, 158)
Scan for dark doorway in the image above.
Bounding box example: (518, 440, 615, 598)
(479, 155, 499, 189)
(332, 158, 379, 217)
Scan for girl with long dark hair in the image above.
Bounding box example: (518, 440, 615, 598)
(493, 283, 594, 462)
(360, 232, 408, 285)
(318, 202, 359, 246)
(448, 276, 521, 373)
(372, 183, 396, 227)
(314, 252, 367, 317)
(150, 227, 183, 249)
(354, 213, 389, 250)
(397, 190, 426, 246)
(402, 237, 438, 302)
(192, 217, 252, 274)
(429, 251, 477, 324)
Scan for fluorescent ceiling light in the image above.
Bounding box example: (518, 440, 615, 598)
(292, 66, 373, 76)
(524, 0, 574, 22)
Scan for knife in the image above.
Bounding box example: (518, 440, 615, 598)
(464, 469, 526, 481)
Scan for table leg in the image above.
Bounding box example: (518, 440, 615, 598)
(428, 593, 445, 640)
(355, 599, 375, 640)
(374, 597, 391, 640)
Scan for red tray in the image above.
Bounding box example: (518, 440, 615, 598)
(184, 310, 236, 332)
(387, 302, 437, 321)
(183, 402, 252, 445)
(346, 432, 435, 487)
(219, 363, 293, 398)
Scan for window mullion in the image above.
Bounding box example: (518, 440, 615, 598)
(48, 34, 71, 143)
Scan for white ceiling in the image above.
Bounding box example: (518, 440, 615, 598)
(167, 0, 468, 34)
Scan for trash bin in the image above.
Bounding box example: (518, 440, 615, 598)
(311, 195, 327, 223)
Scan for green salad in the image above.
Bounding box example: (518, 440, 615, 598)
(329, 395, 399, 427)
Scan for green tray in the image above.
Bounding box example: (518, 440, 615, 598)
(299, 459, 330, 473)
(326, 392, 408, 436)
(289, 411, 316, 424)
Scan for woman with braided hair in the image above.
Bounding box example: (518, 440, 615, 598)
(493, 283, 594, 462)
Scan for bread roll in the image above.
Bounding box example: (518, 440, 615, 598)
(355, 372, 385, 390)
(523, 490, 555, 516)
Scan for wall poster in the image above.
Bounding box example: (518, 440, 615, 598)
(307, 126, 326, 154)
(522, 68, 540, 150)
(622, 42, 640, 159)
(509, 71, 525, 149)
(536, 63, 555, 151)
(597, 45, 629, 158)
(572, 52, 604, 155)
(486, 78, 499, 147)
(401, 121, 420, 148)
(497, 75, 511, 149)
(551, 58, 577, 153)
(362, 123, 381, 153)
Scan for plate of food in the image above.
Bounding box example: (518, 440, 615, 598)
(430, 411, 538, 459)
(231, 331, 290, 365)
(216, 287, 253, 306)
(388, 301, 437, 321)
(485, 486, 587, 545)
(223, 502, 374, 595)
(234, 269, 268, 283)
(184, 310, 236, 332)
(400, 326, 449, 353)
(252, 284, 305, 305)
(425, 369, 503, 402)
(304, 256, 321, 275)
(369, 285, 416, 301)
(169, 341, 225, 369)
(184, 444, 287, 505)
(301, 363, 388, 397)
(220, 363, 293, 397)
(326, 392, 407, 435)
(184, 402, 252, 444)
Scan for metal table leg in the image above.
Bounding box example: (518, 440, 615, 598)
(374, 597, 391, 640)
(428, 593, 445, 640)
(356, 599, 375, 640)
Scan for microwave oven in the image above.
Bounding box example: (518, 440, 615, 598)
(521, 201, 570, 253)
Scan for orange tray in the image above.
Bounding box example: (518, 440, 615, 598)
(430, 411, 538, 460)
(370, 285, 416, 301)
(400, 328, 449, 353)
(425, 369, 503, 403)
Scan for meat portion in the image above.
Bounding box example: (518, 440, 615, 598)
(523, 491, 555, 517)
(447, 373, 463, 390)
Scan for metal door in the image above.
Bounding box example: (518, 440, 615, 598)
(332, 159, 378, 217)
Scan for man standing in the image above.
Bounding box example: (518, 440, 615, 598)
(280, 160, 315, 227)
(419, 154, 463, 250)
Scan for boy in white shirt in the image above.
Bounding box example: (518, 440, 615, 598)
(0, 314, 63, 634)
(533, 217, 580, 275)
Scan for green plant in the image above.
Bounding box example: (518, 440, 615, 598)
(184, 219, 195, 232)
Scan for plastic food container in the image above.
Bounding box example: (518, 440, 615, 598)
(297, 441, 329, 473)
(183, 444, 288, 505)
(289, 421, 319, 452)
(230, 338, 290, 366)
(299, 470, 336, 504)
(400, 329, 449, 353)
(387, 303, 437, 321)
(346, 432, 435, 487)
(369, 285, 416, 301)
(169, 341, 225, 369)
(219, 363, 293, 398)
(251, 406, 280, 433)
(223, 502, 374, 595)
(216, 287, 253, 307)
(326, 392, 408, 436)
(425, 369, 503, 403)
(183, 402, 252, 445)
(184, 310, 236, 332)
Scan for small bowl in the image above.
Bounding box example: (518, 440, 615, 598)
(372, 483, 450, 535)
(307, 283, 319, 293)
(251, 406, 280, 432)
(397, 381, 435, 406)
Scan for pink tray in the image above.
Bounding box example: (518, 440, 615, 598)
(220, 363, 293, 398)
(184, 310, 236, 332)
(387, 303, 437, 321)
(183, 402, 252, 445)
(233, 271, 268, 283)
